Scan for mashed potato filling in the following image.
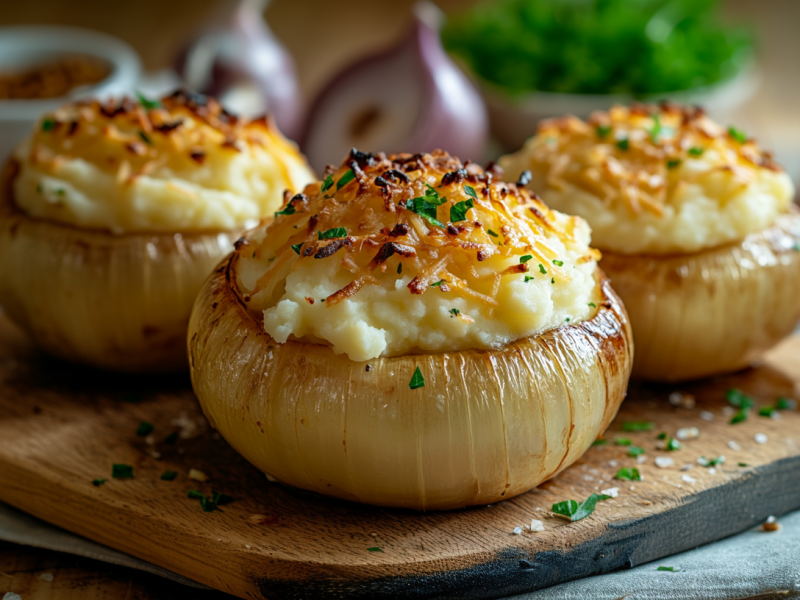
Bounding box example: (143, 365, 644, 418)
(499, 104, 796, 255)
(13, 92, 315, 234)
(235, 151, 601, 362)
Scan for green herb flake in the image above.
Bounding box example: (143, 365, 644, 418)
(776, 397, 795, 410)
(538, 263, 547, 274)
(138, 130, 153, 145)
(407, 195, 444, 228)
(728, 126, 748, 144)
(112, 464, 133, 479)
(200, 497, 217, 512)
(666, 437, 682, 452)
(409, 366, 425, 390)
(588, 302, 597, 308)
(650, 114, 662, 142)
(627, 446, 646, 457)
(688, 147, 705, 157)
(464, 185, 478, 199)
(41, 118, 56, 132)
(450, 198, 474, 222)
(318, 227, 347, 240)
(136, 91, 161, 110)
(552, 493, 602, 522)
(211, 491, 234, 506)
(519, 255, 533, 264)
(697, 456, 725, 467)
(552, 259, 564, 267)
(726, 388, 755, 409)
(614, 467, 641, 481)
(758, 406, 775, 417)
(136, 421, 154, 437)
(367, 547, 384, 552)
(617, 138, 630, 151)
(565, 318, 570, 323)
(92, 478, 106, 487)
(164, 432, 179, 445)
(430, 280, 445, 287)
(657, 432, 668, 440)
(160, 470, 178, 481)
(667, 159, 682, 169)
(274, 201, 296, 217)
(449, 308, 460, 317)
(524, 276, 534, 282)
(614, 437, 633, 446)
(730, 409, 749, 424)
(321, 173, 334, 192)
(551, 277, 555, 284)
(623, 421, 655, 432)
(397, 263, 403, 274)
(592, 438, 608, 446)
(187, 489, 205, 500)
(738, 462, 749, 467)
(657, 566, 681, 572)
(336, 169, 356, 190)
(487, 229, 499, 238)
(291, 243, 304, 255)
(596, 125, 612, 139)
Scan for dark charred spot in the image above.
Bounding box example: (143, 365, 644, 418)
(348, 148, 380, 169)
(447, 225, 459, 236)
(477, 249, 490, 261)
(516, 170, 532, 187)
(440, 168, 467, 187)
(154, 120, 184, 134)
(379, 169, 410, 185)
(67, 120, 79, 136)
(388, 223, 410, 237)
(233, 237, 249, 250)
(313, 238, 352, 259)
(190, 151, 206, 164)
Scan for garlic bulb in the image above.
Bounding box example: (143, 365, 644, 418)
(189, 257, 632, 509)
(602, 211, 800, 382)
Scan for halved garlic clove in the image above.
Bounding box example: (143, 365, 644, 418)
(601, 210, 800, 382)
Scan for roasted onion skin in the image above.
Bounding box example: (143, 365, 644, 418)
(0, 160, 237, 372)
(601, 210, 800, 383)
(188, 253, 633, 510)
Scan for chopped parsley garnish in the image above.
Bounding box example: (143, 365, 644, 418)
(136, 422, 154, 437)
(112, 464, 133, 479)
(688, 147, 705, 157)
(464, 185, 478, 199)
(727, 389, 754, 423)
(728, 126, 748, 144)
(318, 227, 347, 240)
(667, 159, 682, 169)
(776, 397, 794, 410)
(649, 114, 662, 141)
(450, 198, 474, 222)
(212, 491, 234, 506)
(666, 437, 682, 451)
(138, 130, 153, 145)
(431, 280, 445, 287)
(291, 243, 304, 255)
(627, 446, 646, 457)
(409, 366, 425, 390)
(56, 188, 65, 197)
(367, 547, 384, 552)
(697, 456, 725, 467)
(136, 91, 161, 110)
(622, 421, 655, 432)
(397, 263, 402, 274)
(336, 168, 356, 190)
(274, 201, 297, 217)
(538, 263, 547, 274)
(321, 173, 334, 192)
(614, 467, 641, 481)
(758, 406, 775, 417)
(187, 489, 205, 500)
(550, 277, 555, 284)
(616, 138, 630, 151)
(552, 493, 603, 522)
(730, 410, 749, 424)
(92, 478, 106, 487)
(164, 432, 179, 444)
(738, 462, 748, 467)
(614, 437, 632, 446)
(487, 229, 499, 237)
(596, 125, 612, 138)
(565, 318, 570, 323)
(657, 432, 668, 440)
(200, 498, 217, 512)
(524, 276, 534, 282)
(407, 185, 446, 228)
(519, 255, 533, 264)
(41, 118, 56, 132)
(592, 438, 608, 446)
(588, 302, 597, 308)
(552, 259, 564, 267)
(450, 308, 460, 317)
(160, 470, 178, 481)
(657, 566, 681, 572)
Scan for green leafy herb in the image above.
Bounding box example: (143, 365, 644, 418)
(552, 493, 602, 522)
(697, 456, 725, 467)
(650, 114, 662, 141)
(738, 462, 748, 467)
(614, 437, 632, 446)
(291, 243, 304, 255)
(164, 432, 179, 445)
(622, 421, 655, 432)
(200, 497, 217, 512)
(336, 169, 356, 190)
(397, 263, 403, 274)
(519, 255, 533, 264)
(321, 173, 334, 192)
(596, 125, 612, 139)
(160, 470, 178, 481)
(666, 437, 682, 451)
(187, 489, 205, 500)
(688, 147, 705, 157)
(565, 317, 570, 323)
(138, 130, 153, 145)
(730, 410, 748, 424)
(487, 229, 499, 237)
(552, 259, 564, 267)
(657, 432, 668, 440)
(92, 478, 106, 487)
(112, 464, 133, 479)
(614, 467, 641, 481)
(524, 276, 534, 282)
(776, 397, 795, 410)
(367, 547, 384, 552)
(588, 302, 597, 308)
(667, 159, 682, 169)
(430, 280, 445, 287)
(464, 185, 478, 199)
(538, 263, 547, 274)
(728, 126, 748, 144)
(551, 277, 555, 284)
(758, 406, 775, 417)
(409, 366, 425, 390)
(136, 421, 154, 437)
(450, 308, 460, 317)
(41, 118, 56, 132)
(211, 491, 234, 506)
(616, 138, 630, 151)
(407, 190, 445, 228)
(657, 566, 681, 572)
(450, 199, 474, 222)
(627, 446, 646, 457)
(592, 438, 608, 446)
(274, 201, 297, 217)
(136, 91, 161, 110)
(318, 227, 347, 240)
(726, 388, 755, 409)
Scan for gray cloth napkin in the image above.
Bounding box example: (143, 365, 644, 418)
(1, 500, 798, 599)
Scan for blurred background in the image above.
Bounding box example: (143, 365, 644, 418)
(1, 0, 798, 183)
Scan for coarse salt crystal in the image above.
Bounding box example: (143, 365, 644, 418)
(681, 464, 694, 471)
(513, 526, 523, 535)
(583, 475, 595, 482)
(676, 427, 700, 440)
(3, 594, 22, 600)
(38, 573, 54, 582)
(681, 474, 696, 485)
(699, 411, 714, 422)
(722, 406, 736, 417)
(728, 441, 742, 452)
(763, 516, 780, 532)
(245, 544, 251, 549)
(708, 468, 717, 475)
(530, 519, 545, 532)
(609, 460, 619, 468)
(655, 457, 674, 468)
(601, 487, 619, 498)
(669, 392, 696, 409)
(188, 469, 208, 482)
(630, 486, 636, 491)
(637, 455, 647, 464)
(755, 433, 768, 444)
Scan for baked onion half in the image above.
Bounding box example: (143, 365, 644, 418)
(188, 150, 632, 509)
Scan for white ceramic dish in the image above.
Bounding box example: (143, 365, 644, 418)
(0, 25, 142, 161)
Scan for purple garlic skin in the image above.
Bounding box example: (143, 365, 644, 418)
(301, 2, 488, 173)
(176, 0, 303, 140)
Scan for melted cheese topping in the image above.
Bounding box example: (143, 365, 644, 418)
(499, 104, 795, 254)
(12, 91, 315, 234)
(235, 150, 601, 362)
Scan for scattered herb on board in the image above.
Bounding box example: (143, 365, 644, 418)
(666, 437, 682, 451)
(592, 438, 608, 446)
(627, 446, 646, 457)
(409, 367, 425, 390)
(187, 489, 205, 500)
(136, 91, 161, 110)
(552, 493, 603, 522)
(738, 462, 748, 467)
(367, 547, 384, 552)
(657, 432, 668, 440)
(450, 199, 474, 222)
(164, 432, 179, 444)
(112, 464, 133, 479)
(160, 470, 178, 481)
(212, 492, 234, 506)
(336, 168, 356, 190)
(92, 478, 106, 487)
(136, 422, 154, 437)
(614, 467, 641, 481)
(776, 397, 795, 410)
(658, 566, 681, 572)
(614, 437, 632, 446)
(622, 421, 655, 432)
(758, 406, 775, 417)
(697, 456, 725, 467)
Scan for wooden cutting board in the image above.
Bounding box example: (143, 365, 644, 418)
(0, 312, 799, 600)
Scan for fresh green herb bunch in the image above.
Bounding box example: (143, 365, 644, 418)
(441, 0, 752, 97)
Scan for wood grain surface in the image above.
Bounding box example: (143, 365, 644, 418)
(0, 312, 799, 600)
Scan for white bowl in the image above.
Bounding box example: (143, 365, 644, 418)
(481, 63, 760, 152)
(0, 25, 142, 161)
